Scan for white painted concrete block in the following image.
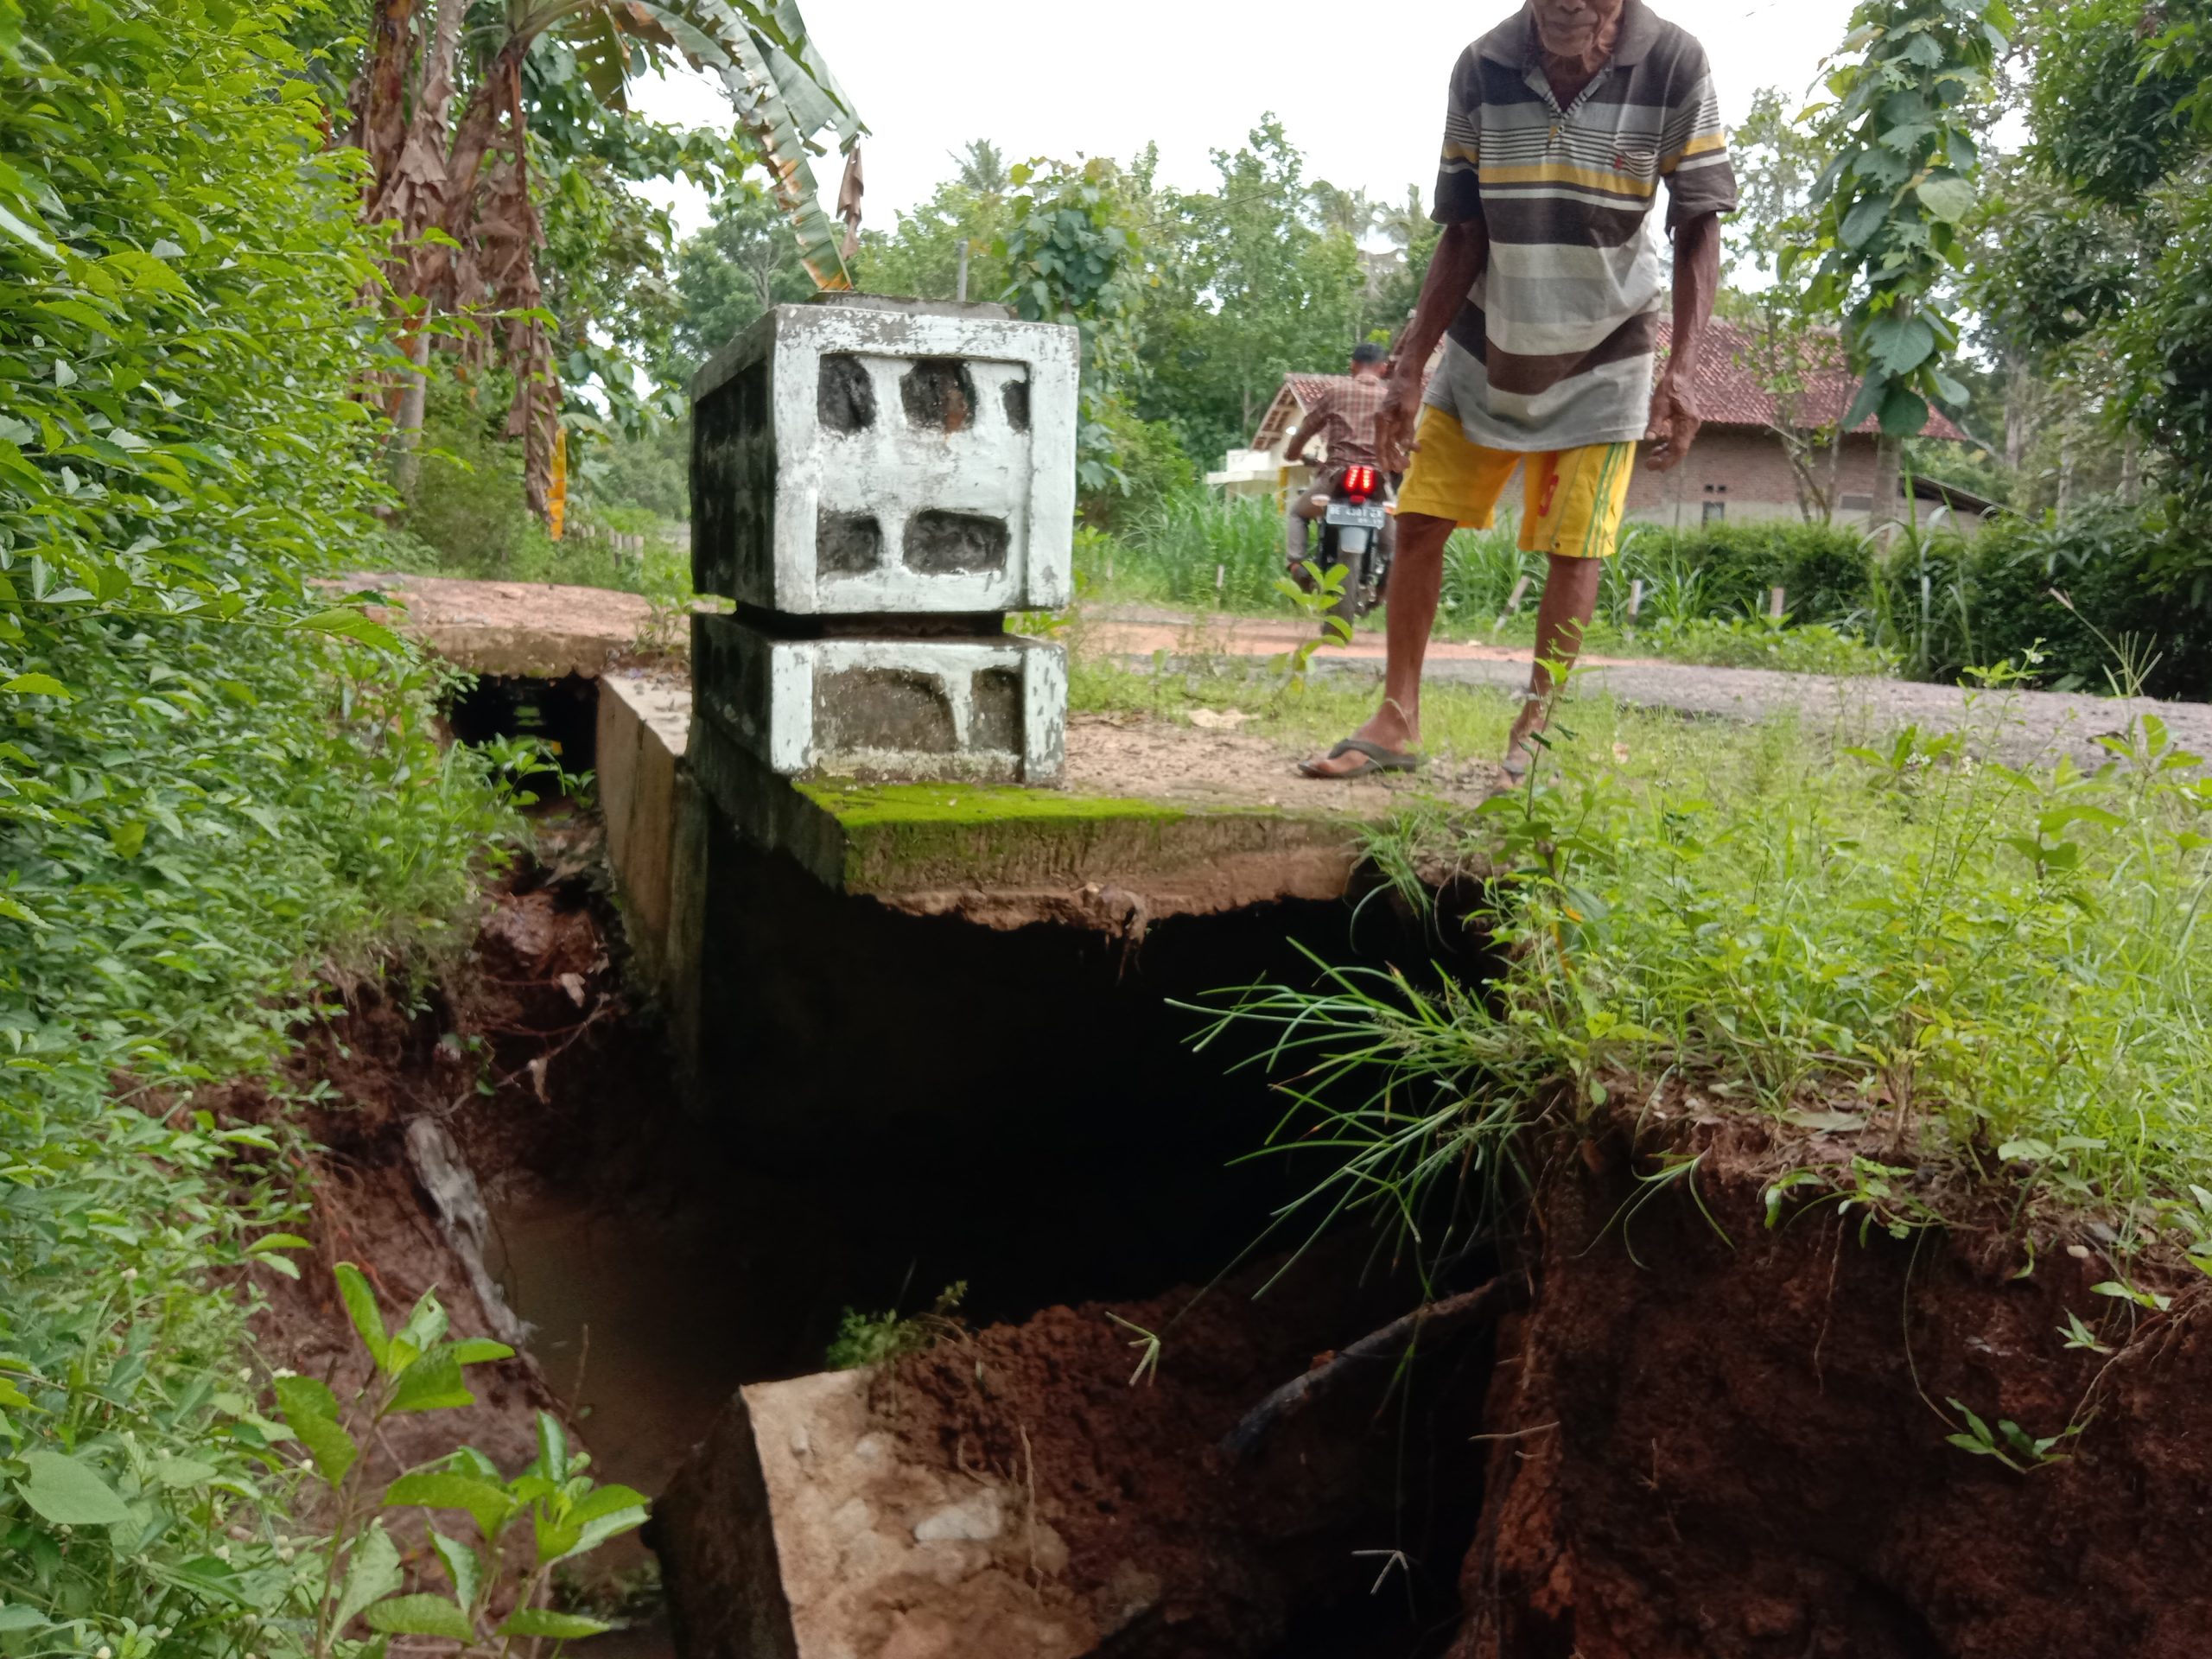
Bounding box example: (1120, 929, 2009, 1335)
(691, 297, 1078, 615)
(692, 613, 1066, 785)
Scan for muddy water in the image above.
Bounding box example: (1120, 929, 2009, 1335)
(486, 1193, 777, 1499)
(486, 1188, 798, 1659)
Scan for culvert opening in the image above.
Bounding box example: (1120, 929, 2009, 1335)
(442, 671, 600, 798)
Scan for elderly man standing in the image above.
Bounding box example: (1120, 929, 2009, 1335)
(1301, 0, 1737, 780)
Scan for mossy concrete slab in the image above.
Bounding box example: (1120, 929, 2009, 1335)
(688, 711, 1451, 930)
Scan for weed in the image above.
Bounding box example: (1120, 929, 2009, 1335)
(1188, 645, 2212, 1281)
(1943, 1397, 2078, 1472)
(1106, 1313, 1163, 1388)
(283, 1264, 647, 1653)
(824, 1283, 968, 1370)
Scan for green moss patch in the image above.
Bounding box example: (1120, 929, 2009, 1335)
(795, 779, 1354, 895)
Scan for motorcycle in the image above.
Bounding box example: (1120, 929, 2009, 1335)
(1306, 463, 1395, 635)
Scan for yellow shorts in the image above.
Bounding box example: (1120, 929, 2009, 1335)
(1396, 405, 1637, 560)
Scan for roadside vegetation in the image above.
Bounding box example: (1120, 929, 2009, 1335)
(1166, 652, 2212, 1297)
(0, 0, 786, 1645)
(1, 0, 2208, 1641)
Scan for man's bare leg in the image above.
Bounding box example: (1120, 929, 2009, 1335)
(1504, 553, 1604, 770)
(1300, 511, 1456, 778)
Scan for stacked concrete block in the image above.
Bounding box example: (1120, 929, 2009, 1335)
(693, 613, 1066, 785)
(690, 296, 1077, 785)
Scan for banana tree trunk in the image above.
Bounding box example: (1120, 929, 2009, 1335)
(392, 327, 431, 499)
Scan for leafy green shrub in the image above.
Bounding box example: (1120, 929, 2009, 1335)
(1627, 521, 1876, 625)
(1084, 406, 1198, 531)
(405, 381, 549, 576)
(0, 3, 556, 1650)
(1957, 500, 2212, 698)
(272, 1265, 646, 1653)
(579, 416, 690, 524)
(824, 1284, 967, 1370)
(396, 381, 695, 603)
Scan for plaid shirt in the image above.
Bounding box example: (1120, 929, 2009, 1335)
(1302, 374, 1388, 471)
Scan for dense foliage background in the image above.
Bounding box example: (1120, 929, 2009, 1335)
(0, 3, 537, 1649)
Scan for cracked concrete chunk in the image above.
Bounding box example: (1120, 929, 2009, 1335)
(657, 1370, 1096, 1659)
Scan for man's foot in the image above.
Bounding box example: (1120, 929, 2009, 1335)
(1302, 709, 1418, 779)
(1501, 695, 1547, 779)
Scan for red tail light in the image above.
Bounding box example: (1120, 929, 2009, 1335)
(1344, 465, 1376, 500)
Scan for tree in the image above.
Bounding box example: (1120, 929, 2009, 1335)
(2022, 0, 2212, 536)
(1134, 119, 1365, 469)
(952, 138, 1013, 197)
(1728, 88, 1851, 520)
(673, 186, 820, 375)
(996, 156, 1148, 493)
(1306, 181, 1376, 238)
(855, 176, 1014, 307)
(1801, 0, 2014, 518)
(346, 0, 861, 518)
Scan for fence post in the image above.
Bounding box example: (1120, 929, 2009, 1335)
(1769, 586, 1786, 620)
(1629, 578, 1644, 624)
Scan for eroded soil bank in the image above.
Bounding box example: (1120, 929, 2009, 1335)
(1459, 1113, 2212, 1658)
(220, 829, 2212, 1659)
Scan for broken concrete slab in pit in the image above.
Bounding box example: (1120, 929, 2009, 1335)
(657, 1370, 1096, 1659)
(653, 1251, 1495, 1659)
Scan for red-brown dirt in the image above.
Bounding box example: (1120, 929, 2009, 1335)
(209, 852, 645, 1500)
(870, 1245, 1495, 1657)
(1455, 1116, 2212, 1658)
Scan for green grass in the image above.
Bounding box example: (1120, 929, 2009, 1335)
(1076, 493, 1897, 679)
(1192, 661, 2212, 1274)
(1068, 646, 1525, 763)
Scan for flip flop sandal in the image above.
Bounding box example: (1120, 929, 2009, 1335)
(1299, 737, 1423, 780)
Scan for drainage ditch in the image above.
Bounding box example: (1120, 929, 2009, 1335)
(252, 666, 1505, 1656)
(226, 669, 2212, 1659)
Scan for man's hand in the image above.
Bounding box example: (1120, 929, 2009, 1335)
(1643, 371, 1700, 473)
(1376, 377, 1426, 473)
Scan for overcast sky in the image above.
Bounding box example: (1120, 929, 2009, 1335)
(631, 0, 1857, 239)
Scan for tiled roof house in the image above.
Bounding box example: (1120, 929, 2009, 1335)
(1211, 321, 1993, 528)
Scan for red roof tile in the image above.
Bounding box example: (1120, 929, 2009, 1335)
(1657, 319, 1966, 442)
(1262, 323, 1967, 446)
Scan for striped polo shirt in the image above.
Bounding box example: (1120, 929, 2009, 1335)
(1426, 0, 1738, 453)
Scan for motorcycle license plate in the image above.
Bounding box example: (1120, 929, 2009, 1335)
(1325, 502, 1387, 530)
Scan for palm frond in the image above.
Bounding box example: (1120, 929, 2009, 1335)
(621, 0, 862, 289)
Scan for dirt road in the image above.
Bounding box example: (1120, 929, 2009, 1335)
(1088, 606, 2212, 770)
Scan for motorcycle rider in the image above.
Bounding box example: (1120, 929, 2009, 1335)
(1282, 341, 1395, 581)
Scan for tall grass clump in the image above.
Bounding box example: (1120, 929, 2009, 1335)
(1207, 678, 2212, 1275)
(1090, 488, 1294, 609)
